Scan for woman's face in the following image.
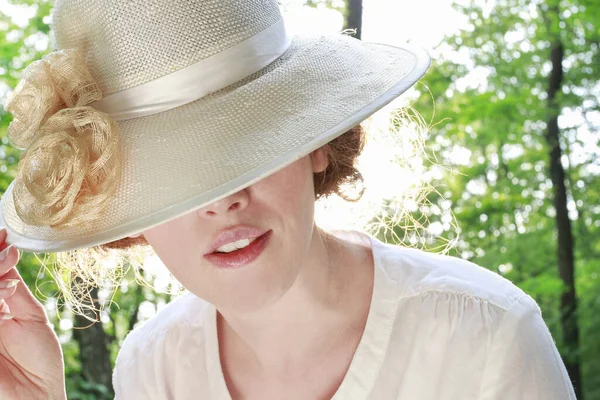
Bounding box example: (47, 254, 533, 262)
(141, 149, 328, 312)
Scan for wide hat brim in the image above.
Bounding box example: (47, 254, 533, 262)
(1, 32, 430, 253)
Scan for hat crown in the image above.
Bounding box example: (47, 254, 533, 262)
(51, 0, 283, 96)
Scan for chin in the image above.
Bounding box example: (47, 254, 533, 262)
(188, 266, 294, 313)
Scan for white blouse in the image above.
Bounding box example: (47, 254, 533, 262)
(113, 234, 576, 399)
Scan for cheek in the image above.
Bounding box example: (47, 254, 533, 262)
(142, 221, 198, 277)
(143, 223, 183, 255)
(257, 159, 315, 214)
(257, 160, 317, 263)
(252, 159, 317, 257)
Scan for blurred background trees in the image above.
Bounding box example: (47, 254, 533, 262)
(411, 1, 599, 398)
(1, 0, 599, 398)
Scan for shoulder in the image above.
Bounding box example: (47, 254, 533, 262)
(119, 291, 209, 350)
(112, 291, 211, 397)
(372, 237, 529, 312)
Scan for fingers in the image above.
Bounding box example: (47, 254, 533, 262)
(0, 228, 19, 277)
(0, 279, 18, 325)
(0, 299, 14, 325)
(0, 279, 19, 298)
(0, 229, 47, 322)
(1, 268, 47, 323)
(0, 227, 21, 283)
(0, 238, 21, 312)
(0, 229, 19, 324)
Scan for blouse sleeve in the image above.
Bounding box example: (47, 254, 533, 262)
(112, 330, 154, 400)
(479, 295, 577, 399)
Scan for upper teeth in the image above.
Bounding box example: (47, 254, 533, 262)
(215, 238, 255, 253)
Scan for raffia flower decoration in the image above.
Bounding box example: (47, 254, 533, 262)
(4, 49, 121, 229)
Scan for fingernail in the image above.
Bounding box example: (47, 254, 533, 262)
(0, 245, 13, 262)
(0, 279, 19, 289)
(0, 313, 14, 320)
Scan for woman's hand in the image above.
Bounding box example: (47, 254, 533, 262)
(0, 228, 67, 400)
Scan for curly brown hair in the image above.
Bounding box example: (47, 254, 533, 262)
(101, 124, 366, 251)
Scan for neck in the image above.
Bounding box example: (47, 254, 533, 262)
(216, 227, 374, 375)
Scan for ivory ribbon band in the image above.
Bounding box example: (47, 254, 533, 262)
(91, 19, 292, 121)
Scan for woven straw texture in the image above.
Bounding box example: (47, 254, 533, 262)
(2, 0, 427, 252)
(52, 0, 282, 95)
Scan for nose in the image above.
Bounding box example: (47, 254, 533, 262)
(200, 189, 249, 217)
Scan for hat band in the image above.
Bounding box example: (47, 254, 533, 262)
(90, 19, 291, 121)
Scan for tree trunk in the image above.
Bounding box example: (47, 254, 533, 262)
(72, 282, 114, 396)
(343, 0, 362, 40)
(545, 36, 583, 399)
(128, 283, 144, 333)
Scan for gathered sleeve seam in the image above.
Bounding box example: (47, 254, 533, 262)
(397, 288, 524, 314)
(475, 294, 531, 399)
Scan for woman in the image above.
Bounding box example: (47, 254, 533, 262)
(0, 0, 576, 399)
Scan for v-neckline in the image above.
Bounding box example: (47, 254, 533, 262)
(204, 234, 399, 400)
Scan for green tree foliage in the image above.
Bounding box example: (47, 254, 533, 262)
(412, 0, 599, 398)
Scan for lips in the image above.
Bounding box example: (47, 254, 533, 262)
(204, 229, 272, 268)
(206, 225, 269, 255)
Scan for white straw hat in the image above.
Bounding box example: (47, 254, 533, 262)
(0, 0, 430, 253)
